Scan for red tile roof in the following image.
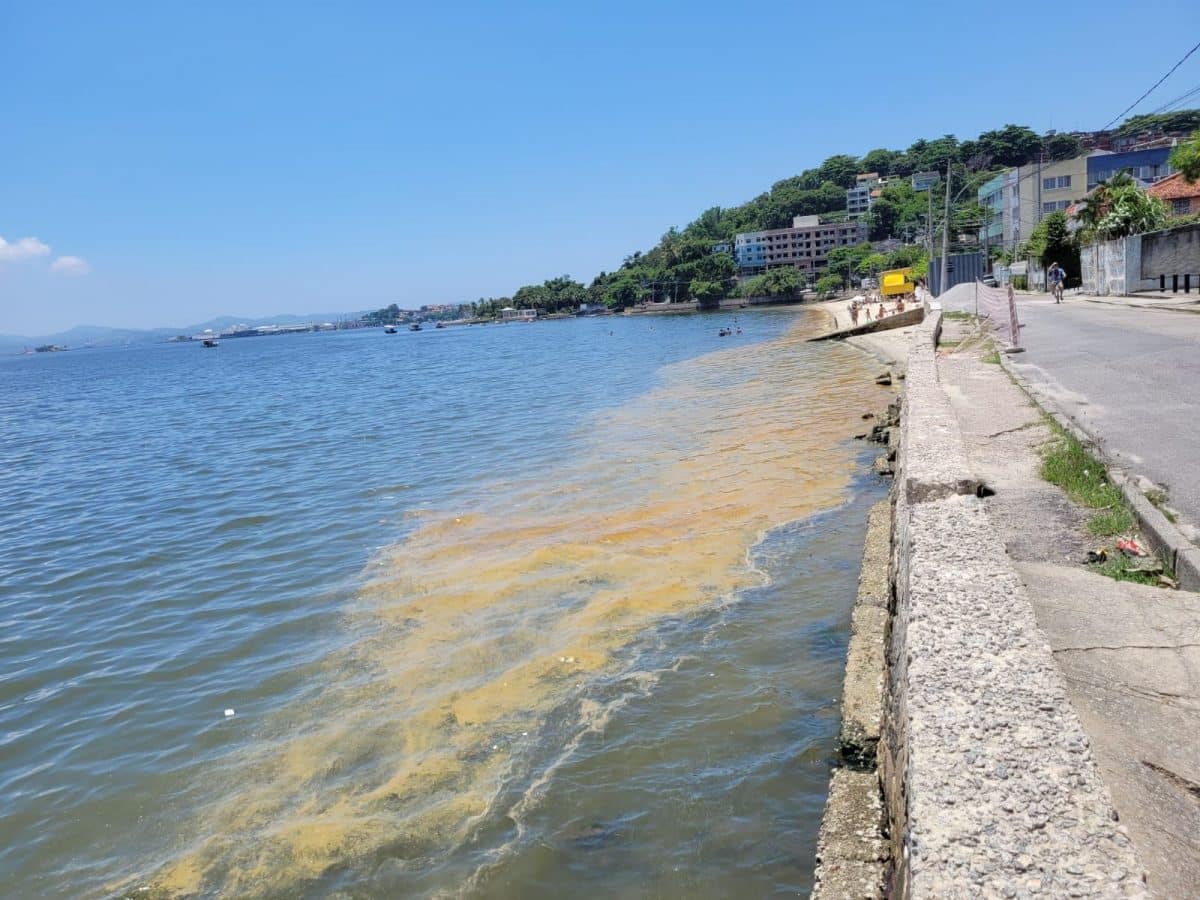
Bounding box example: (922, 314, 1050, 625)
(1147, 172, 1200, 201)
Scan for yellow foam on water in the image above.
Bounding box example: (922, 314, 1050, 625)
(149, 314, 879, 897)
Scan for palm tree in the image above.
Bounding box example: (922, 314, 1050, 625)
(1076, 173, 1167, 243)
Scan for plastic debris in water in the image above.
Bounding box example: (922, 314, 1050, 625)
(224, 709, 236, 718)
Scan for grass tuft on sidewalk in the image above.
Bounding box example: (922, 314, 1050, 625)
(1039, 420, 1134, 536)
(1096, 555, 1167, 587)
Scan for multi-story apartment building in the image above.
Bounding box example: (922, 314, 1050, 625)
(846, 172, 881, 217)
(734, 215, 868, 277)
(1087, 146, 1175, 190)
(1015, 151, 1113, 236)
(978, 169, 1021, 251)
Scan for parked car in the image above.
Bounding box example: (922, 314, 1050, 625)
(981, 274, 998, 287)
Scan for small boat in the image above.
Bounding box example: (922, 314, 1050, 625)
(435, 321, 445, 329)
(202, 338, 219, 348)
(409, 322, 423, 332)
(384, 325, 397, 334)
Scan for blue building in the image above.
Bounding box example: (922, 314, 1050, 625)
(735, 234, 766, 270)
(977, 169, 1020, 251)
(978, 172, 1006, 245)
(1087, 147, 1175, 191)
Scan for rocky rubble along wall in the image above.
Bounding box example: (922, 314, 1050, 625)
(879, 309, 1148, 899)
(811, 498, 893, 900)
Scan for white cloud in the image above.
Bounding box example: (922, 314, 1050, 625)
(0, 235, 52, 263)
(50, 255, 91, 275)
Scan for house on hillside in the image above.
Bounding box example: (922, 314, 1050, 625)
(1147, 173, 1200, 218)
(847, 173, 881, 217)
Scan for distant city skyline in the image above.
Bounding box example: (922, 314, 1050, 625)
(3, 0, 1199, 335)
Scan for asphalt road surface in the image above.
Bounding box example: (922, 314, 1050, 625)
(1009, 295, 1200, 539)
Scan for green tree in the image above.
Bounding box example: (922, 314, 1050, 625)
(1115, 110, 1200, 138)
(1042, 132, 1083, 161)
(739, 268, 803, 298)
(761, 267, 802, 296)
(817, 154, 861, 189)
(858, 252, 890, 277)
(1169, 131, 1200, 183)
(859, 148, 901, 176)
(974, 124, 1042, 167)
(689, 280, 724, 303)
(954, 201, 989, 235)
(905, 135, 959, 172)
(1026, 212, 1073, 264)
(685, 206, 733, 241)
(826, 244, 873, 286)
(815, 273, 843, 298)
(1025, 211, 1080, 286)
(1075, 174, 1168, 242)
(868, 180, 926, 241)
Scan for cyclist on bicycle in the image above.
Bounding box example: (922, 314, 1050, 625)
(1048, 262, 1065, 303)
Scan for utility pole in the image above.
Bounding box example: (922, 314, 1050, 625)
(939, 159, 952, 297)
(927, 190, 934, 258)
(1036, 152, 1043, 226)
(982, 201, 990, 274)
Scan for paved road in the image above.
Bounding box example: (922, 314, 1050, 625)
(1010, 294, 1200, 539)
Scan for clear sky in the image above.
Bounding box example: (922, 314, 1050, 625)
(3, 0, 1199, 335)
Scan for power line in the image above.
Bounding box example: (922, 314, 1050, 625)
(1147, 83, 1200, 115)
(1099, 39, 1200, 131)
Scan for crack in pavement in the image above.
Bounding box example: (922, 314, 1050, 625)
(982, 421, 1043, 439)
(1142, 760, 1200, 803)
(1054, 643, 1200, 653)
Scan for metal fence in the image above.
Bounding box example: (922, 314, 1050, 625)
(930, 252, 986, 296)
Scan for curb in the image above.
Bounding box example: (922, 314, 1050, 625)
(1080, 296, 1200, 315)
(998, 353, 1200, 591)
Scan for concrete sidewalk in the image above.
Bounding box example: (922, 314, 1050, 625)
(939, 342, 1200, 899)
(1007, 295, 1200, 544)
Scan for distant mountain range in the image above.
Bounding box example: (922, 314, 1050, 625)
(0, 311, 368, 352)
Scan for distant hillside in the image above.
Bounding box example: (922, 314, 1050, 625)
(472, 111, 1199, 316)
(0, 311, 368, 353)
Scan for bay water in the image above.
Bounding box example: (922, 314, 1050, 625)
(0, 308, 884, 898)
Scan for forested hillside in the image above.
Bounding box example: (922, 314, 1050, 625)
(458, 116, 1199, 317)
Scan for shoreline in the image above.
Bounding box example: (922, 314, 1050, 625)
(811, 297, 916, 375)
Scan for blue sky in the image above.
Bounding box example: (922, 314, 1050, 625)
(3, 0, 1199, 335)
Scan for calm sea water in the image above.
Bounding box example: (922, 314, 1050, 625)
(0, 309, 884, 898)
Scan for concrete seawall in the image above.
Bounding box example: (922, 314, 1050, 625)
(807, 306, 925, 343)
(815, 306, 1149, 898)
